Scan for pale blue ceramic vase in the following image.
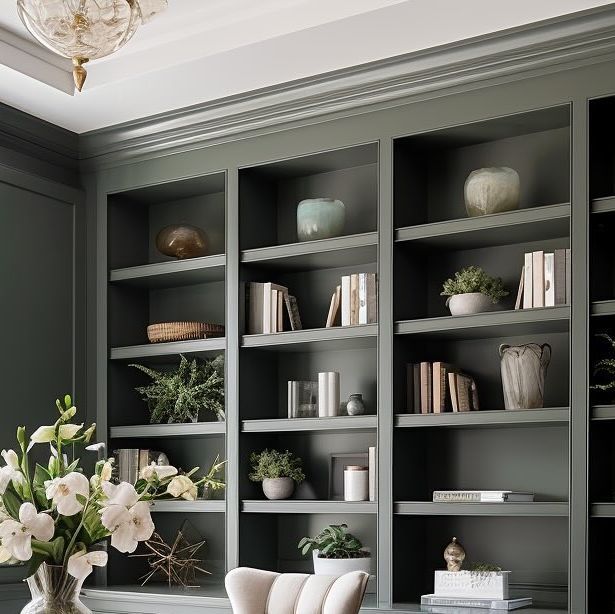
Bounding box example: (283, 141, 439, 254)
(296, 198, 345, 242)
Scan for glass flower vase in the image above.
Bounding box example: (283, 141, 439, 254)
(21, 564, 90, 614)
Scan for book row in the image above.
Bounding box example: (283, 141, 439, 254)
(515, 248, 571, 309)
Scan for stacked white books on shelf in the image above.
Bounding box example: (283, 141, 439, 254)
(246, 282, 302, 334)
(516, 248, 570, 309)
(338, 273, 377, 326)
(420, 595, 532, 611)
(432, 490, 534, 503)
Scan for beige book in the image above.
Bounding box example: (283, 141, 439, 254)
(341, 276, 351, 326)
(523, 253, 533, 309)
(325, 291, 337, 327)
(271, 290, 278, 333)
(544, 253, 555, 307)
(448, 372, 459, 412)
(514, 266, 524, 310)
(532, 251, 545, 308)
(350, 274, 359, 325)
(278, 288, 284, 331)
(420, 362, 432, 414)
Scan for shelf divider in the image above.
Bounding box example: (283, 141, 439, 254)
(110, 337, 225, 360)
(110, 422, 225, 438)
(150, 500, 225, 513)
(242, 415, 377, 433)
(241, 500, 377, 514)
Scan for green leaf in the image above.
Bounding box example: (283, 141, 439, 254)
(75, 493, 88, 506)
(26, 552, 48, 578)
(2, 488, 22, 519)
(64, 395, 72, 410)
(33, 464, 51, 489)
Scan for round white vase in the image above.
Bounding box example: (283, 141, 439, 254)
(464, 167, 520, 217)
(262, 477, 294, 500)
(446, 292, 495, 316)
(312, 550, 371, 576)
(297, 198, 345, 242)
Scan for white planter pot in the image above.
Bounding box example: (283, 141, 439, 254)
(446, 292, 495, 316)
(262, 477, 294, 500)
(464, 167, 520, 217)
(434, 570, 511, 600)
(312, 550, 371, 576)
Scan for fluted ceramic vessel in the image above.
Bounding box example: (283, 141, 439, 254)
(499, 343, 551, 409)
(21, 564, 90, 614)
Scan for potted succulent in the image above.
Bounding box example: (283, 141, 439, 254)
(441, 266, 508, 316)
(131, 354, 225, 424)
(249, 449, 305, 500)
(298, 524, 371, 576)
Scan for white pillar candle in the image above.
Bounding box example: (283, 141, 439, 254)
(318, 372, 340, 417)
(344, 465, 369, 501)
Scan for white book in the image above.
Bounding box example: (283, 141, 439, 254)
(341, 276, 351, 326)
(433, 490, 534, 503)
(263, 282, 287, 334)
(358, 273, 368, 325)
(271, 290, 278, 333)
(421, 595, 532, 611)
(532, 250, 544, 308)
(544, 252, 555, 307)
(368, 446, 377, 501)
(247, 282, 265, 334)
(523, 253, 533, 309)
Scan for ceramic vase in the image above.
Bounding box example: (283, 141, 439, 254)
(155, 224, 209, 259)
(312, 550, 371, 576)
(346, 393, 366, 416)
(464, 167, 520, 217)
(499, 343, 552, 409)
(446, 292, 495, 316)
(297, 198, 345, 242)
(262, 477, 294, 500)
(21, 564, 90, 614)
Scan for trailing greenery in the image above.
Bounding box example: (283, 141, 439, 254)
(248, 449, 305, 483)
(469, 562, 502, 573)
(130, 354, 225, 424)
(441, 265, 509, 304)
(298, 524, 369, 559)
(591, 333, 615, 394)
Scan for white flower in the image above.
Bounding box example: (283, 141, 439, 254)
(0, 546, 12, 564)
(59, 423, 83, 440)
(29, 423, 83, 447)
(140, 463, 177, 481)
(101, 481, 139, 507)
(100, 501, 154, 554)
(0, 503, 54, 561)
(45, 472, 90, 516)
(0, 449, 23, 495)
(100, 462, 113, 483)
(167, 475, 197, 501)
(67, 550, 108, 580)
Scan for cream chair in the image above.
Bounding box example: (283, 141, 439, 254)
(225, 567, 369, 614)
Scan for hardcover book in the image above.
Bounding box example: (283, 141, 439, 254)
(432, 490, 534, 503)
(421, 595, 532, 611)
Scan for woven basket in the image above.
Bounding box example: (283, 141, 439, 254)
(147, 322, 225, 344)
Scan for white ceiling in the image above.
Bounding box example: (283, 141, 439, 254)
(0, 0, 613, 134)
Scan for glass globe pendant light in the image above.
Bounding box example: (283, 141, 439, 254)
(16, 0, 168, 92)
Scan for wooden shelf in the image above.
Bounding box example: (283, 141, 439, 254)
(395, 203, 570, 250)
(591, 300, 615, 317)
(109, 254, 226, 288)
(394, 501, 568, 516)
(110, 421, 225, 438)
(110, 337, 225, 361)
(241, 500, 377, 514)
(241, 324, 377, 351)
(591, 196, 615, 214)
(150, 500, 225, 513)
(591, 503, 615, 517)
(241, 232, 377, 271)
(242, 415, 377, 433)
(592, 405, 615, 420)
(394, 307, 569, 340)
(395, 408, 569, 428)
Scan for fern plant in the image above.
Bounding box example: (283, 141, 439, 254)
(298, 524, 369, 559)
(441, 265, 508, 304)
(591, 333, 615, 394)
(130, 354, 225, 424)
(248, 449, 305, 483)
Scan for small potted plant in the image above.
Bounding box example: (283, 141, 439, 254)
(298, 524, 371, 575)
(441, 266, 508, 316)
(131, 354, 225, 424)
(249, 449, 305, 500)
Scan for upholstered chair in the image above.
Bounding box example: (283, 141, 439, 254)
(225, 567, 369, 614)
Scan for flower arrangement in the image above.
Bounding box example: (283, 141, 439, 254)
(0, 395, 225, 611)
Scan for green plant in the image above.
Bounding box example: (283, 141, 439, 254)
(441, 266, 509, 304)
(469, 562, 502, 573)
(591, 333, 615, 393)
(248, 450, 305, 483)
(298, 524, 369, 559)
(131, 354, 225, 424)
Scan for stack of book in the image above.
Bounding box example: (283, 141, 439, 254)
(246, 282, 302, 334)
(420, 596, 533, 611)
(407, 362, 478, 414)
(327, 272, 377, 327)
(432, 490, 535, 503)
(114, 449, 162, 484)
(515, 248, 571, 309)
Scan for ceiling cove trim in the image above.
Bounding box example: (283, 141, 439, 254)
(77, 4, 615, 169)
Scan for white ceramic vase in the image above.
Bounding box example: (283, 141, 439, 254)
(312, 550, 371, 576)
(446, 292, 495, 316)
(499, 343, 552, 409)
(464, 167, 520, 217)
(262, 477, 294, 500)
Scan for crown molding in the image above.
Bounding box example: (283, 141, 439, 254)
(0, 26, 74, 94)
(77, 5, 615, 169)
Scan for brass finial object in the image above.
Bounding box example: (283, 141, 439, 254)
(72, 58, 89, 92)
(444, 536, 466, 572)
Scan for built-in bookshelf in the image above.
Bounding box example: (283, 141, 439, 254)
(92, 101, 579, 614)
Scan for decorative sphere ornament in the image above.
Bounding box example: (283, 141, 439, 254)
(444, 537, 466, 572)
(156, 225, 209, 260)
